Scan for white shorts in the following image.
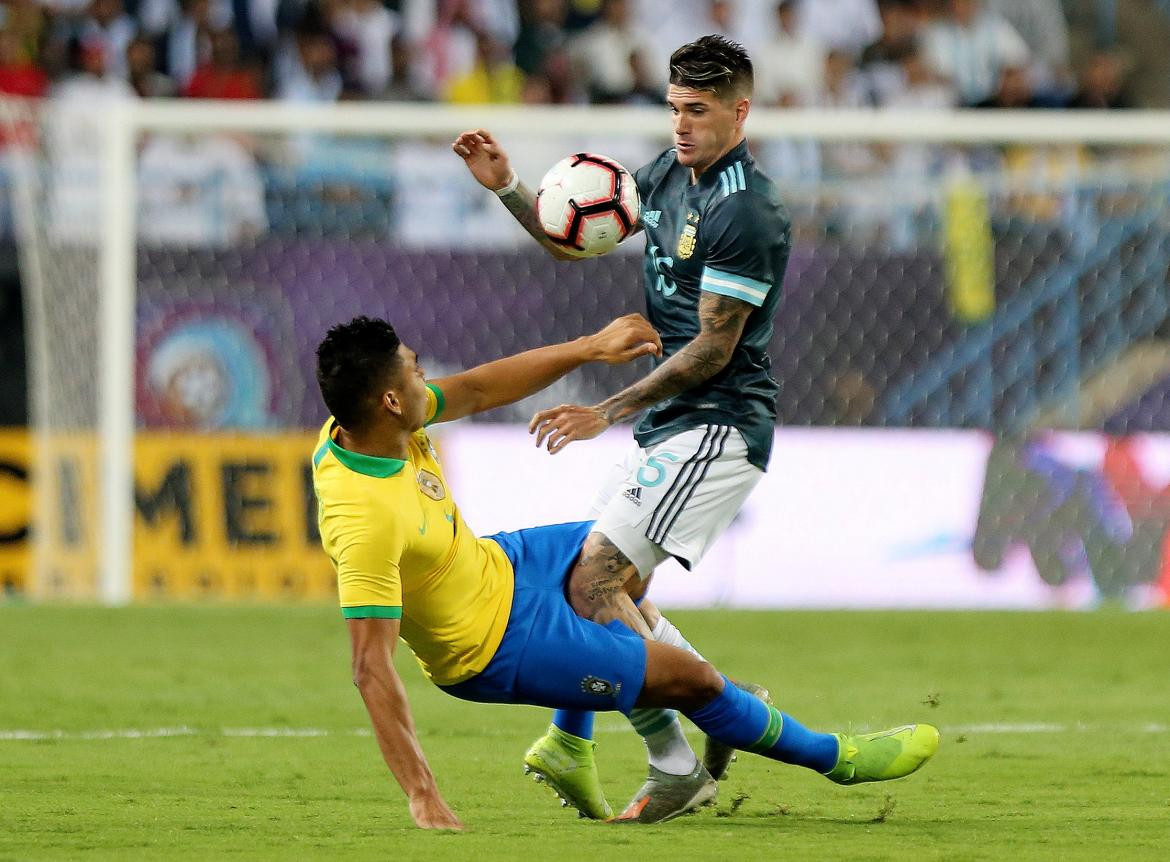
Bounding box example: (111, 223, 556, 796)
(590, 425, 763, 578)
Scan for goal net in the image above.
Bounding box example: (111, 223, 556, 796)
(3, 100, 1169, 608)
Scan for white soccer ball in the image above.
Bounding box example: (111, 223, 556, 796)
(536, 153, 641, 258)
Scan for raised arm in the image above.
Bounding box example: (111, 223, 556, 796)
(348, 617, 463, 830)
(531, 293, 753, 453)
(451, 128, 584, 262)
(428, 313, 662, 424)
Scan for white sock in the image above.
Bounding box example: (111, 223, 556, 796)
(629, 709, 698, 775)
(626, 613, 703, 775)
(650, 615, 706, 662)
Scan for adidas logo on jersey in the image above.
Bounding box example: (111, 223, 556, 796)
(642, 210, 661, 228)
(622, 486, 643, 507)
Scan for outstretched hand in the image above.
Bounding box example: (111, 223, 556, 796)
(589, 313, 663, 365)
(452, 129, 513, 191)
(529, 403, 610, 454)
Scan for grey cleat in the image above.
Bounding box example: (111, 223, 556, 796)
(613, 761, 718, 824)
(702, 680, 773, 781)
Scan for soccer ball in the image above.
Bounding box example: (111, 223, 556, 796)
(536, 153, 640, 258)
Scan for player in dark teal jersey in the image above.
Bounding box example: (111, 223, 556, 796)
(454, 36, 796, 823)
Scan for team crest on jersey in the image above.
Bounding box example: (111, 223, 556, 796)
(677, 222, 698, 259)
(643, 210, 661, 228)
(581, 675, 621, 698)
(416, 469, 445, 501)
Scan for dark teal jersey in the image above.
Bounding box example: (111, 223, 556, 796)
(631, 141, 791, 471)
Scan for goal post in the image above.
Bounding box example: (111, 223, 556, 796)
(5, 98, 1170, 606)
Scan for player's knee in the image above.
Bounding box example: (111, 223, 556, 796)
(685, 660, 724, 707)
(665, 657, 722, 710)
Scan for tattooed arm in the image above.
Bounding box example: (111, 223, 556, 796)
(530, 292, 754, 453)
(452, 128, 581, 261)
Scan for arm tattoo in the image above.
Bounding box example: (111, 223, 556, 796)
(572, 536, 652, 636)
(576, 536, 633, 604)
(498, 182, 575, 260)
(597, 292, 754, 424)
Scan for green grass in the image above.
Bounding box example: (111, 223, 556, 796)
(2, 607, 1169, 860)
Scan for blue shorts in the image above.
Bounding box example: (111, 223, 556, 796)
(440, 521, 646, 715)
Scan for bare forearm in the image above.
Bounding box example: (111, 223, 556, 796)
(600, 591, 654, 638)
(597, 339, 726, 423)
(597, 293, 752, 423)
(498, 181, 577, 261)
(357, 671, 437, 798)
(462, 337, 596, 413)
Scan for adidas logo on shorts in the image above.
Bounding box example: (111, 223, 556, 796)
(622, 486, 643, 507)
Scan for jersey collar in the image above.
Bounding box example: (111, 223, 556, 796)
(694, 139, 750, 188)
(327, 423, 407, 478)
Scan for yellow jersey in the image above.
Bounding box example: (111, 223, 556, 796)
(312, 384, 514, 685)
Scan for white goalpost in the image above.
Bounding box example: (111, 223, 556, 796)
(5, 98, 1170, 605)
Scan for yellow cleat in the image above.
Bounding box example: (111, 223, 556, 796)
(523, 725, 613, 819)
(825, 724, 940, 785)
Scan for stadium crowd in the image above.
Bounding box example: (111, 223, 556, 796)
(0, 0, 1168, 110)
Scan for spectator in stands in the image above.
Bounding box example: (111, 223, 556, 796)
(47, 34, 137, 242)
(77, 0, 137, 79)
(1064, 0, 1170, 109)
(818, 49, 871, 110)
(157, 0, 216, 92)
(920, 0, 1029, 107)
(972, 65, 1054, 110)
(54, 27, 136, 100)
(567, 0, 658, 104)
(331, 0, 399, 97)
(859, 0, 924, 106)
(134, 0, 232, 38)
(513, 0, 572, 102)
(983, 0, 1072, 100)
(754, 0, 825, 107)
(183, 27, 261, 98)
(137, 132, 268, 247)
(1068, 51, 1131, 110)
(275, 15, 343, 102)
(796, 0, 882, 57)
(0, 29, 48, 98)
(882, 43, 953, 109)
(408, 0, 491, 101)
(443, 29, 524, 103)
(234, 0, 283, 62)
(127, 33, 175, 96)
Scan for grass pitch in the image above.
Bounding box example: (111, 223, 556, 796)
(1, 607, 1168, 860)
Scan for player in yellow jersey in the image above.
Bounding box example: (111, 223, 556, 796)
(312, 315, 939, 830)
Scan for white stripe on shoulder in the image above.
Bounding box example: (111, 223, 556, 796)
(700, 273, 769, 301)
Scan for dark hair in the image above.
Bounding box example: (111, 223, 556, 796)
(669, 34, 753, 100)
(316, 316, 403, 430)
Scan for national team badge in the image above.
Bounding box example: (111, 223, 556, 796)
(580, 675, 621, 698)
(677, 223, 697, 259)
(416, 469, 445, 501)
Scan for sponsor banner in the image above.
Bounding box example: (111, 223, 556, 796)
(2, 428, 1168, 607)
(0, 429, 332, 600)
(441, 426, 1170, 609)
(0, 431, 30, 595)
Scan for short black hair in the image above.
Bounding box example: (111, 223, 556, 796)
(316, 316, 403, 430)
(669, 35, 753, 101)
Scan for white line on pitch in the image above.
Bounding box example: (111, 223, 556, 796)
(0, 727, 374, 741)
(0, 722, 1166, 742)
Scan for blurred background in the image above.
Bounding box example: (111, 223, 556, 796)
(0, 0, 1169, 611)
